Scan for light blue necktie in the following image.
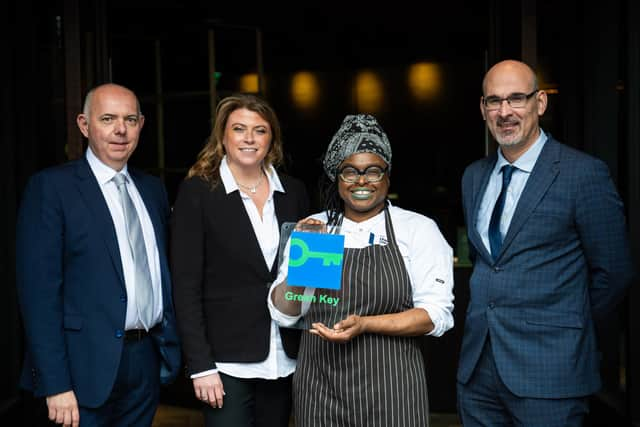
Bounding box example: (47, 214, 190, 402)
(488, 165, 516, 261)
(113, 173, 155, 330)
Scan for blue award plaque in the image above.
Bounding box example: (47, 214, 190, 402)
(287, 231, 345, 290)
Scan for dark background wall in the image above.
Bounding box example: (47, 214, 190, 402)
(2, 0, 638, 425)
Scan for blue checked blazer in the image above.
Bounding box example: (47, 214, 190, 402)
(457, 136, 633, 398)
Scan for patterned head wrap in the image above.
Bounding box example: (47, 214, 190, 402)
(322, 114, 392, 182)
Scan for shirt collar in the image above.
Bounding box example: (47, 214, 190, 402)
(341, 202, 389, 229)
(86, 147, 130, 185)
(495, 129, 547, 173)
(219, 155, 284, 196)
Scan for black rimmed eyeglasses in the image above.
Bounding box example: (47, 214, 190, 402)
(482, 90, 539, 111)
(338, 165, 388, 183)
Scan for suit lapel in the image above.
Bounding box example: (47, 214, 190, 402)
(74, 158, 125, 288)
(469, 155, 497, 263)
(498, 139, 561, 260)
(272, 188, 294, 274)
(274, 189, 295, 231)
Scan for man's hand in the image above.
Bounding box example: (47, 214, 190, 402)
(193, 373, 226, 408)
(46, 390, 79, 427)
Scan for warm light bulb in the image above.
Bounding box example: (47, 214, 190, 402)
(291, 71, 320, 110)
(239, 73, 259, 93)
(355, 71, 383, 113)
(408, 62, 442, 102)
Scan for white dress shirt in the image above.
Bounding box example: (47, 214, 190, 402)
(476, 130, 547, 253)
(268, 203, 455, 337)
(86, 148, 163, 330)
(192, 156, 296, 380)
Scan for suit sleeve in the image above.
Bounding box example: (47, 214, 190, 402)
(151, 177, 182, 384)
(170, 178, 217, 375)
(16, 173, 73, 397)
(575, 159, 634, 322)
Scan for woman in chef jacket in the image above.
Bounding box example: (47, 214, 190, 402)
(268, 114, 455, 427)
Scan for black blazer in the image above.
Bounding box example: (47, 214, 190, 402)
(171, 172, 309, 375)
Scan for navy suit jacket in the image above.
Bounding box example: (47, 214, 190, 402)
(16, 157, 181, 408)
(457, 137, 633, 398)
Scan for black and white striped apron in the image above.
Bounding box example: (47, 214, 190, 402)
(293, 208, 429, 427)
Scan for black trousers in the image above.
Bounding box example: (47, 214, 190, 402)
(203, 373, 292, 427)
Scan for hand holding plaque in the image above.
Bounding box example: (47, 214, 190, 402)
(270, 218, 345, 329)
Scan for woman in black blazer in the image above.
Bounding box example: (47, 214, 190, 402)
(171, 94, 309, 427)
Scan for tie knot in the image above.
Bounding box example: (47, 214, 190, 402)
(113, 173, 127, 188)
(501, 165, 516, 185)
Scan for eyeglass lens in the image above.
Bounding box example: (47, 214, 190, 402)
(483, 90, 537, 110)
(340, 166, 386, 183)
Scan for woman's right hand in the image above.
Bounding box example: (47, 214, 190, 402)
(193, 373, 226, 408)
(270, 216, 324, 316)
(295, 217, 326, 232)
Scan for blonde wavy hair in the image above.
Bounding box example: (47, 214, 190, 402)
(187, 93, 284, 187)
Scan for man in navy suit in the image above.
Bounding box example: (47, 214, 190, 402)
(16, 83, 181, 426)
(457, 60, 634, 426)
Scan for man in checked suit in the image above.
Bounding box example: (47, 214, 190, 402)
(456, 60, 634, 426)
(16, 83, 180, 426)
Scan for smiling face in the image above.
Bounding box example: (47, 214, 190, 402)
(480, 60, 547, 158)
(76, 84, 144, 171)
(338, 152, 390, 223)
(222, 108, 271, 170)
